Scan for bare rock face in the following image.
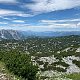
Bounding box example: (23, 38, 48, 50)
(0, 29, 24, 40)
(0, 73, 8, 80)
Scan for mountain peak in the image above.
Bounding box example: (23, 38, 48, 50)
(0, 29, 24, 40)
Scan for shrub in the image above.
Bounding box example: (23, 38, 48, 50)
(73, 60, 80, 68)
(0, 50, 39, 80)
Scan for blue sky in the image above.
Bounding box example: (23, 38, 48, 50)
(0, 0, 80, 31)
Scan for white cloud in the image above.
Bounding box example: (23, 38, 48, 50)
(0, 9, 33, 17)
(41, 19, 80, 23)
(1, 18, 79, 31)
(25, 0, 80, 14)
(38, 18, 80, 31)
(0, 0, 17, 3)
(12, 20, 25, 23)
(77, 22, 80, 26)
(9, 22, 78, 31)
(0, 22, 8, 24)
(3, 17, 11, 20)
(0, 21, 79, 31)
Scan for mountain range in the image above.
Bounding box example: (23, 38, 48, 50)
(0, 29, 80, 40)
(0, 29, 24, 40)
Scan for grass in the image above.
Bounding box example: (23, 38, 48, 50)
(0, 61, 22, 80)
(37, 72, 80, 80)
(66, 73, 80, 80)
(53, 73, 80, 80)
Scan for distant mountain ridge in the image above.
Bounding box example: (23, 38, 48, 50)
(0, 29, 24, 40)
(0, 29, 80, 40)
(22, 31, 80, 37)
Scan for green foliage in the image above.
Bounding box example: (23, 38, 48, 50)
(0, 35, 80, 79)
(0, 61, 22, 80)
(0, 50, 38, 80)
(52, 61, 69, 67)
(66, 73, 80, 80)
(73, 60, 80, 68)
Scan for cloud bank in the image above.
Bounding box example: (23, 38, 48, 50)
(0, 9, 32, 17)
(0, 0, 80, 31)
(0, 0, 17, 3)
(26, 0, 80, 14)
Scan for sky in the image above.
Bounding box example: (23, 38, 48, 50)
(0, 0, 80, 31)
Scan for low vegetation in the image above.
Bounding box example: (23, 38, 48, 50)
(0, 35, 80, 80)
(0, 50, 38, 80)
(72, 60, 80, 68)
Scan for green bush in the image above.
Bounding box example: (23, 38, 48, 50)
(73, 60, 80, 68)
(0, 50, 38, 80)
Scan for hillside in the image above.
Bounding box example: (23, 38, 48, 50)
(0, 35, 80, 80)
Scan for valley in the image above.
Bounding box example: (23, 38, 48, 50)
(0, 35, 80, 80)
